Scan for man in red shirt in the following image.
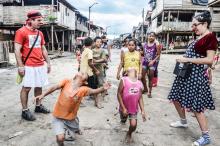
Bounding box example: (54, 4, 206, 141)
(14, 11, 51, 121)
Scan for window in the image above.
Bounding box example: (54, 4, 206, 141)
(164, 11, 169, 22)
(178, 12, 194, 22)
(157, 13, 162, 27)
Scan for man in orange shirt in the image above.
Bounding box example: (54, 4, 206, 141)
(35, 72, 111, 146)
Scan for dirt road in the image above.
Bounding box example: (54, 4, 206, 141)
(0, 50, 220, 146)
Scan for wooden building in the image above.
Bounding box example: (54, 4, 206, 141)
(149, 0, 209, 50)
(209, 0, 220, 42)
(0, 0, 77, 52)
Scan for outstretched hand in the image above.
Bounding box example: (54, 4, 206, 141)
(33, 94, 44, 104)
(103, 82, 111, 90)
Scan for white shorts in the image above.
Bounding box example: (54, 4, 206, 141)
(22, 65, 49, 88)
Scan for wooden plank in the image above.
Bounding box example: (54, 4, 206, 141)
(55, 31, 58, 43)
(62, 31, 64, 52)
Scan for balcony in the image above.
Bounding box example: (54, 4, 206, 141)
(76, 21, 88, 33)
(211, 13, 220, 31)
(162, 22, 192, 32)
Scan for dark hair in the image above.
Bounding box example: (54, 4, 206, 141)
(94, 36, 102, 42)
(128, 39, 137, 46)
(194, 11, 212, 28)
(147, 31, 156, 37)
(84, 37, 93, 47)
(101, 35, 106, 39)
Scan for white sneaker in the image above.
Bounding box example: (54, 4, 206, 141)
(170, 121, 188, 128)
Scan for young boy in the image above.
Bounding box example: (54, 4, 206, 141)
(92, 37, 108, 104)
(117, 68, 146, 143)
(34, 72, 111, 146)
(80, 37, 101, 108)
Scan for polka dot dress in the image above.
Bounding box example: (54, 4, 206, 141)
(168, 41, 215, 113)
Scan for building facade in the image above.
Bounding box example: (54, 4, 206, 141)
(148, 0, 209, 50)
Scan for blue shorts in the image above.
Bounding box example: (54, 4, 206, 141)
(142, 65, 156, 71)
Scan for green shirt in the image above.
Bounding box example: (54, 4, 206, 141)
(93, 48, 106, 72)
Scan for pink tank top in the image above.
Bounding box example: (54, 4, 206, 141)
(120, 77, 143, 114)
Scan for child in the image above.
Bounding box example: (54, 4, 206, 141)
(117, 39, 142, 80)
(92, 36, 107, 106)
(117, 68, 146, 143)
(34, 72, 111, 146)
(75, 49, 81, 71)
(80, 37, 101, 108)
(142, 32, 161, 97)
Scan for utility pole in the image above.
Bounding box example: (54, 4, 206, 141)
(142, 8, 144, 43)
(105, 26, 111, 35)
(51, 0, 54, 51)
(88, 2, 98, 37)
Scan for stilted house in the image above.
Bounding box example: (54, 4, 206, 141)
(148, 0, 210, 50)
(0, 0, 77, 52)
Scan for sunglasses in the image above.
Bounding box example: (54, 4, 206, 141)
(191, 22, 204, 27)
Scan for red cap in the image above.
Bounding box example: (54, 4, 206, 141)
(27, 10, 42, 19)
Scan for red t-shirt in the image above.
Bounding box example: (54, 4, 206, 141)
(15, 26, 46, 67)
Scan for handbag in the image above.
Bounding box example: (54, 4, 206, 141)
(16, 31, 40, 84)
(173, 62, 193, 78)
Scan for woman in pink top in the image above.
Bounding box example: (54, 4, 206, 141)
(117, 68, 146, 143)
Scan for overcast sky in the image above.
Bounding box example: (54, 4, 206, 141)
(67, 0, 149, 38)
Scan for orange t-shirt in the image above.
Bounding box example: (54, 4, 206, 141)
(53, 79, 90, 120)
(14, 26, 45, 67)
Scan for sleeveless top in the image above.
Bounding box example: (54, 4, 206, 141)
(143, 43, 157, 66)
(124, 51, 140, 73)
(120, 77, 143, 114)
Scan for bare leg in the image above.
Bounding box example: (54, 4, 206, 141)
(125, 119, 137, 143)
(147, 70, 154, 97)
(194, 112, 208, 132)
(34, 87, 42, 106)
(141, 69, 148, 93)
(173, 101, 186, 119)
(56, 134, 65, 146)
(94, 94, 103, 109)
(20, 87, 31, 109)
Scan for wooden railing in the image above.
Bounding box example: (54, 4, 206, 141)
(162, 22, 192, 31)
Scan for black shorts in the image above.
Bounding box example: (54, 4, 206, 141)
(88, 75, 98, 89)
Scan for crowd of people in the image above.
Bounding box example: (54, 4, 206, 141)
(14, 10, 219, 146)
